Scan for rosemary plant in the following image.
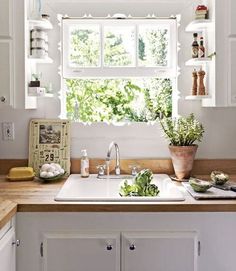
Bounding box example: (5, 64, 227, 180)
(159, 113, 204, 146)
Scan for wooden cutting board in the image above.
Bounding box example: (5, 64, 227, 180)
(182, 183, 236, 200)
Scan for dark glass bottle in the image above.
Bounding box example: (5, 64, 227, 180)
(199, 37, 205, 58)
(192, 33, 199, 58)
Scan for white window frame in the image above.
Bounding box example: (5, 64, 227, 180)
(62, 18, 177, 78)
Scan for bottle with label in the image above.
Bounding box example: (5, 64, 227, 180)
(81, 149, 89, 178)
(192, 33, 199, 58)
(199, 37, 205, 58)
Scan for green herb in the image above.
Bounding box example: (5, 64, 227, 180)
(119, 169, 159, 197)
(159, 113, 204, 146)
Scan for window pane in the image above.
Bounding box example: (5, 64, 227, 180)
(138, 25, 169, 67)
(104, 26, 135, 67)
(65, 78, 172, 122)
(69, 24, 100, 67)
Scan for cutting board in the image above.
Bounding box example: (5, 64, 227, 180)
(182, 183, 236, 200)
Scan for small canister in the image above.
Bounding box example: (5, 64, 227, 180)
(31, 38, 47, 48)
(31, 47, 47, 58)
(31, 29, 48, 40)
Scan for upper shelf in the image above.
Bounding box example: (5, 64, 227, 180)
(185, 19, 213, 32)
(28, 19, 53, 30)
(28, 56, 53, 64)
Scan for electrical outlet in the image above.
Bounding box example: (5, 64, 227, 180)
(2, 122, 14, 141)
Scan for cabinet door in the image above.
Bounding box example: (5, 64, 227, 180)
(41, 232, 120, 271)
(229, 0, 236, 35)
(0, 227, 16, 271)
(0, 40, 13, 107)
(122, 231, 198, 271)
(0, 0, 13, 38)
(228, 38, 236, 105)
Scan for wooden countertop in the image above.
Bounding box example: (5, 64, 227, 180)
(0, 199, 17, 229)
(1, 175, 236, 217)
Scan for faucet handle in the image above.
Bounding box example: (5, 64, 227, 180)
(96, 164, 106, 176)
(129, 165, 140, 176)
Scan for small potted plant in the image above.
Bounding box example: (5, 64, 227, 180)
(159, 113, 204, 180)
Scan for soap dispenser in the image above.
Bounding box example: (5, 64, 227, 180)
(81, 149, 89, 178)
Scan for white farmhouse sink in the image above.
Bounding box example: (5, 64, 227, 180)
(55, 174, 185, 202)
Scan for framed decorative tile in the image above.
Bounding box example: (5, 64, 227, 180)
(29, 119, 70, 176)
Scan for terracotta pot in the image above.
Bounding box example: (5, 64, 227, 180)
(169, 145, 198, 181)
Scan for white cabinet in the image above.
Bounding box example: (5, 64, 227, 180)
(40, 231, 197, 271)
(229, 0, 236, 35)
(41, 232, 120, 271)
(0, 41, 13, 108)
(0, 221, 16, 271)
(0, 0, 38, 109)
(122, 232, 198, 271)
(0, 0, 13, 38)
(16, 212, 236, 271)
(0, 0, 14, 108)
(226, 0, 236, 105)
(228, 38, 236, 105)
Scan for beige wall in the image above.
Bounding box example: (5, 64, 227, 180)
(0, 0, 235, 159)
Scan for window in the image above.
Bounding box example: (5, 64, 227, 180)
(61, 17, 177, 122)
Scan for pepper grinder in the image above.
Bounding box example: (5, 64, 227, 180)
(192, 69, 198, 95)
(197, 68, 206, 95)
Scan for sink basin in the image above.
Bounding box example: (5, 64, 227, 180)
(55, 174, 185, 202)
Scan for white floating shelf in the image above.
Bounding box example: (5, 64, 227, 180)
(185, 19, 213, 32)
(29, 19, 53, 30)
(43, 93, 54, 98)
(185, 95, 211, 100)
(185, 57, 212, 66)
(28, 57, 53, 64)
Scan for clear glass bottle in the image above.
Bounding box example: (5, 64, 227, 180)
(30, 0, 42, 19)
(81, 149, 89, 178)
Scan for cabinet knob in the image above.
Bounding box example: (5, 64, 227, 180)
(129, 244, 136, 250)
(0, 96, 6, 103)
(106, 244, 113, 251)
(12, 240, 20, 247)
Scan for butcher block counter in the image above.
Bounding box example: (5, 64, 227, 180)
(0, 198, 17, 229)
(1, 174, 236, 218)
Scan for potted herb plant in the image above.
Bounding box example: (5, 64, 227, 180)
(159, 113, 204, 180)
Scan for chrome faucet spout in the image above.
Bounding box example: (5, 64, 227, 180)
(106, 141, 121, 175)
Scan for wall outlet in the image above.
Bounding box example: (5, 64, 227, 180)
(2, 122, 14, 141)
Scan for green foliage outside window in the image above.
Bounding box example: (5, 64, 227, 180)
(65, 78, 172, 122)
(66, 23, 173, 123)
(70, 27, 100, 67)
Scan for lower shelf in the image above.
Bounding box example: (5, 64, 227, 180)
(185, 95, 211, 100)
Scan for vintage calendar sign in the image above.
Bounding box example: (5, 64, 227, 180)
(28, 119, 70, 176)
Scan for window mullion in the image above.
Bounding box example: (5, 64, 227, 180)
(135, 23, 138, 68)
(100, 24, 103, 68)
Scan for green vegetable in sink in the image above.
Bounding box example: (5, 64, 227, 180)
(119, 180, 138, 197)
(143, 184, 159, 196)
(119, 169, 159, 197)
(135, 169, 153, 187)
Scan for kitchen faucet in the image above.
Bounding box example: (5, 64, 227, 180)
(106, 141, 121, 175)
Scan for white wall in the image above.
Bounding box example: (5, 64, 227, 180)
(0, 0, 236, 160)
